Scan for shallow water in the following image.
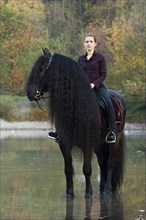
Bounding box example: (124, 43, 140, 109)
(0, 130, 145, 220)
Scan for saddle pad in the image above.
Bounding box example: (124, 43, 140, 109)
(99, 95, 123, 127)
(110, 95, 123, 123)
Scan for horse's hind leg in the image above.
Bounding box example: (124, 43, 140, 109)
(94, 143, 109, 194)
(83, 149, 93, 199)
(59, 141, 75, 199)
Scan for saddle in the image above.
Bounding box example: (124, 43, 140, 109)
(97, 95, 123, 128)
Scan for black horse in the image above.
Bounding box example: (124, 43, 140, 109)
(26, 48, 126, 199)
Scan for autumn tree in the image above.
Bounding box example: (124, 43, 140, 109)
(0, 1, 47, 94)
(103, 7, 145, 102)
(0, 6, 31, 94)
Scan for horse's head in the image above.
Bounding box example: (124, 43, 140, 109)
(26, 48, 52, 101)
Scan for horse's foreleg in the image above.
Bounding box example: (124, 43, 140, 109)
(65, 159, 75, 199)
(59, 141, 75, 199)
(83, 149, 93, 199)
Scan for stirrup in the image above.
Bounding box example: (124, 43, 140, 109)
(48, 131, 57, 140)
(105, 131, 116, 144)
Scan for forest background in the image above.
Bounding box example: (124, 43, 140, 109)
(0, 0, 145, 122)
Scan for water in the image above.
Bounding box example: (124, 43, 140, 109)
(0, 130, 145, 220)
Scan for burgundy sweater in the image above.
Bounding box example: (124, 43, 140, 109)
(78, 50, 106, 88)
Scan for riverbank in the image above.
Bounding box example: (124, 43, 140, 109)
(0, 119, 145, 130)
(0, 119, 51, 130)
(0, 119, 145, 139)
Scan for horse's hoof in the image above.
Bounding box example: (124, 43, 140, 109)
(103, 190, 112, 196)
(66, 192, 75, 199)
(98, 190, 104, 194)
(85, 192, 92, 200)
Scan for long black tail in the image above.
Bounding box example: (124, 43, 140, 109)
(112, 132, 126, 191)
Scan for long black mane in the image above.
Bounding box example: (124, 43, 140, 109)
(40, 53, 100, 149)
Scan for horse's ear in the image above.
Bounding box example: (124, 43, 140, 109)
(42, 47, 51, 59)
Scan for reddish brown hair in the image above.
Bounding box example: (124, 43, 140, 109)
(85, 33, 97, 43)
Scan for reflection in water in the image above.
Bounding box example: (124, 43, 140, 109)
(65, 199, 93, 220)
(0, 132, 145, 220)
(65, 199, 74, 220)
(84, 199, 92, 220)
(65, 194, 124, 220)
(99, 194, 123, 220)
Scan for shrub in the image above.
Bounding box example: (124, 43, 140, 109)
(0, 95, 50, 121)
(0, 96, 17, 121)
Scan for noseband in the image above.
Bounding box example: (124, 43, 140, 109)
(34, 89, 50, 112)
(34, 90, 44, 101)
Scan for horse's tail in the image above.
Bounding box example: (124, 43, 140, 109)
(111, 132, 126, 192)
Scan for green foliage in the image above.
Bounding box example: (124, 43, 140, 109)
(124, 94, 146, 123)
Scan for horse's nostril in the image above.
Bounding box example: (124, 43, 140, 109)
(27, 91, 34, 101)
(26, 91, 30, 98)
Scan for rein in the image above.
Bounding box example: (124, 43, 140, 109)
(35, 92, 50, 112)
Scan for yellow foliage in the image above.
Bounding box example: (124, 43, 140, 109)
(3, 0, 45, 16)
(103, 15, 145, 99)
(9, 68, 26, 95)
(105, 16, 133, 55)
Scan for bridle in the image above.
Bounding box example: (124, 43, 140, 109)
(35, 91, 50, 112)
(34, 50, 53, 111)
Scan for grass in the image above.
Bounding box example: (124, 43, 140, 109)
(125, 97, 146, 123)
(0, 95, 49, 121)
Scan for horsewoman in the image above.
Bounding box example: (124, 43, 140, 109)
(49, 33, 116, 143)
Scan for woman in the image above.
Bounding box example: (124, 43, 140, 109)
(49, 33, 116, 143)
(78, 33, 116, 143)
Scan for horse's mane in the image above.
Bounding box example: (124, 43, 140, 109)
(42, 53, 101, 149)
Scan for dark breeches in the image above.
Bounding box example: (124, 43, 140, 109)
(93, 87, 116, 132)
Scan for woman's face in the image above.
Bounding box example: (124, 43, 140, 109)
(84, 36, 97, 52)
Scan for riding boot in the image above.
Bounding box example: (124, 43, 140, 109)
(105, 108, 116, 143)
(48, 130, 57, 140)
(48, 128, 61, 143)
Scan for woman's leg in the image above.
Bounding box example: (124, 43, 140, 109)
(94, 87, 116, 143)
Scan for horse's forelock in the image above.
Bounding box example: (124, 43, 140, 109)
(27, 56, 44, 83)
(26, 55, 45, 98)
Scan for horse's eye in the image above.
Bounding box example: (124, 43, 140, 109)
(39, 58, 50, 75)
(40, 61, 45, 73)
(40, 66, 43, 72)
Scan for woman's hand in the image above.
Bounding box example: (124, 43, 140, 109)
(90, 83, 95, 89)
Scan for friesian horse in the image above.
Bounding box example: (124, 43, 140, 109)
(26, 48, 126, 199)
